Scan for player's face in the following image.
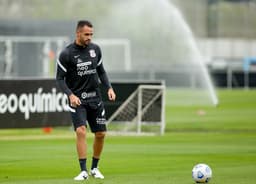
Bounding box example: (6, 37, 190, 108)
(77, 25, 93, 46)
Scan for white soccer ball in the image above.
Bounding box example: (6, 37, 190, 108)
(192, 163, 212, 183)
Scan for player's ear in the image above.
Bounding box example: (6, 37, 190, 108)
(76, 27, 81, 34)
(76, 30, 81, 38)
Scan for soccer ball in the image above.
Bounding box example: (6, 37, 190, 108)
(192, 163, 212, 183)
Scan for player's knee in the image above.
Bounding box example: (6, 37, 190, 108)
(76, 126, 86, 137)
(95, 131, 106, 139)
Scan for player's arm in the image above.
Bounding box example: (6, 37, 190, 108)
(56, 51, 81, 107)
(96, 62, 116, 101)
(96, 54, 116, 101)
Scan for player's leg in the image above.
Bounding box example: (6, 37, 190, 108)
(90, 131, 106, 179)
(70, 106, 89, 180)
(76, 125, 87, 169)
(87, 101, 107, 179)
(74, 125, 89, 180)
(92, 131, 106, 166)
(93, 131, 106, 159)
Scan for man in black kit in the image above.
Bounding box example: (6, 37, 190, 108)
(56, 20, 116, 180)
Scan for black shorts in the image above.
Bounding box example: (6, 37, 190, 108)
(69, 100, 107, 133)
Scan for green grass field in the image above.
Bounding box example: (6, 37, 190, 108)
(0, 89, 256, 184)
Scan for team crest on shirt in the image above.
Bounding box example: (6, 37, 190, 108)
(89, 49, 96, 58)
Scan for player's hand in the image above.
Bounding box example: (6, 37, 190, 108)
(108, 88, 116, 101)
(69, 94, 81, 107)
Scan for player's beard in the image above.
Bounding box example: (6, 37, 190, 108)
(78, 37, 90, 47)
(80, 39, 91, 47)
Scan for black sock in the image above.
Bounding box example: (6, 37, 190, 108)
(79, 158, 87, 171)
(91, 157, 99, 169)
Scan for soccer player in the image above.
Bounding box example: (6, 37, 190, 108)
(56, 20, 116, 180)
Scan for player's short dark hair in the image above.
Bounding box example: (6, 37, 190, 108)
(76, 20, 93, 31)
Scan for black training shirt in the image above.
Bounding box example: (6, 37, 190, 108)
(56, 42, 111, 99)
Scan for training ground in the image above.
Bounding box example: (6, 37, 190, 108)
(0, 89, 255, 184)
